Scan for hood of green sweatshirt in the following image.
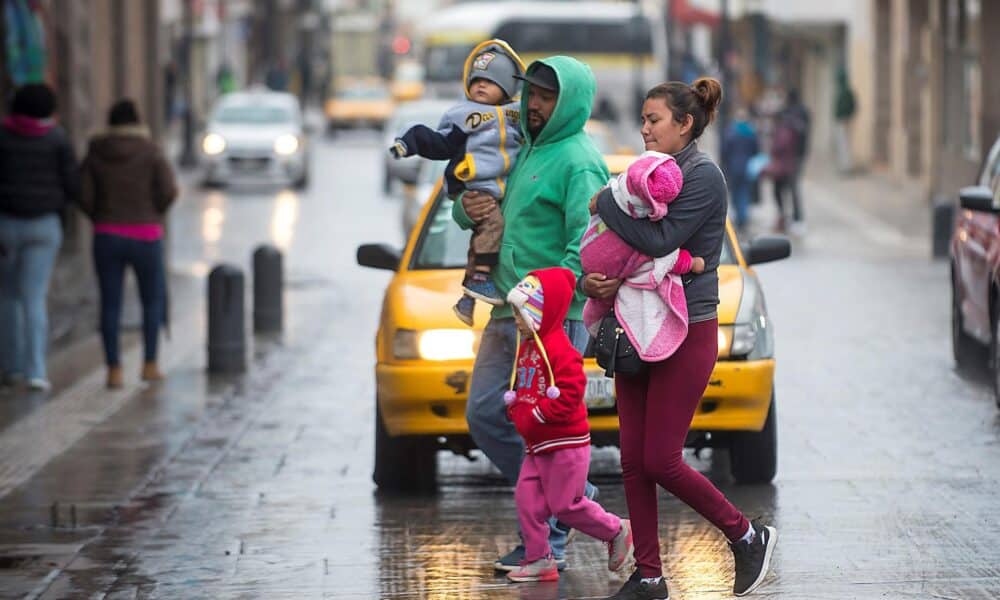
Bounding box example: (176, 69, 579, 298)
(521, 56, 596, 147)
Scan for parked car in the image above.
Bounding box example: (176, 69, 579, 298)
(949, 134, 1000, 407)
(324, 77, 394, 130)
(381, 99, 455, 193)
(200, 89, 310, 188)
(357, 160, 791, 492)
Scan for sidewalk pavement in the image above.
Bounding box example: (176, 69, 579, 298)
(745, 157, 933, 258)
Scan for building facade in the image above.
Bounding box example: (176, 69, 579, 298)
(851, 0, 999, 199)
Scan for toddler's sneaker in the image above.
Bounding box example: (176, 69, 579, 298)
(608, 518, 634, 571)
(453, 295, 475, 327)
(730, 518, 777, 596)
(506, 556, 559, 583)
(463, 274, 504, 306)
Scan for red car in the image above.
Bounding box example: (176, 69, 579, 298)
(950, 134, 1000, 406)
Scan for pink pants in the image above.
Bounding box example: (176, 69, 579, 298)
(616, 318, 750, 577)
(516, 445, 622, 562)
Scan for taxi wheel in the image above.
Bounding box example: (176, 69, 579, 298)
(373, 403, 438, 493)
(953, 272, 983, 370)
(729, 392, 777, 484)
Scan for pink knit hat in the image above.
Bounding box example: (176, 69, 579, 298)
(624, 151, 683, 221)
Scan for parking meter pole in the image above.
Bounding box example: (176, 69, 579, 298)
(253, 244, 284, 333)
(207, 264, 246, 373)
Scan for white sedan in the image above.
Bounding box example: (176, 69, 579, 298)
(201, 90, 310, 188)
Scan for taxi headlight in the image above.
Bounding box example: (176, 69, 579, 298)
(392, 329, 477, 361)
(274, 134, 300, 156)
(202, 133, 226, 155)
(723, 274, 774, 360)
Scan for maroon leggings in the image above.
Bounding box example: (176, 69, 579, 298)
(616, 318, 749, 577)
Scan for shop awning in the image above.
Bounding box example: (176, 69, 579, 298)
(670, 0, 721, 28)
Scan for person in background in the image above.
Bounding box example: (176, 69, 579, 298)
(0, 83, 79, 392)
(833, 67, 857, 174)
(721, 107, 759, 233)
(79, 99, 178, 389)
(779, 89, 810, 236)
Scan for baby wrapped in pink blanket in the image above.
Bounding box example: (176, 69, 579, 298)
(580, 151, 704, 362)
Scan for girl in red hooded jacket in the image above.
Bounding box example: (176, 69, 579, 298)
(502, 267, 634, 583)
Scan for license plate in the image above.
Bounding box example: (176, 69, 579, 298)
(584, 374, 615, 409)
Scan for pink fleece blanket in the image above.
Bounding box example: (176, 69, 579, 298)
(580, 152, 689, 361)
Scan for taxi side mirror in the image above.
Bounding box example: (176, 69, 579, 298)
(959, 185, 998, 213)
(743, 235, 791, 266)
(357, 243, 401, 271)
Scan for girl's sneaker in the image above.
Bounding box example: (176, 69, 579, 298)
(608, 518, 634, 571)
(506, 556, 559, 583)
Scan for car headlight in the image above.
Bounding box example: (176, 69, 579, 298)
(392, 328, 477, 361)
(720, 274, 773, 360)
(274, 134, 299, 156)
(202, 133, 226, 155)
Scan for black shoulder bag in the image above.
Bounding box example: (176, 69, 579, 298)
(593, 311, 645, 378)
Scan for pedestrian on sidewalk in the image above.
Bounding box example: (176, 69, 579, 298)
(765, 110, 802, 234)
(0, 83, 79, 392)
(833, 67, 857, 174)
(771, 89, 810, 236)
(453, 56, 607, 572)
(721, 107, 760, 233)
(585, 78, 777, 600)
(78, 99, 178, 389)
(502, 268, 634, 583)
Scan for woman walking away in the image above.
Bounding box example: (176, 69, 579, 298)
(0, 83, 79, 392)
(583, 78, 777, 599)
(79, 99, 178, 389)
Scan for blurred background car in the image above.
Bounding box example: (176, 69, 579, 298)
(390, 60, 426, 103)
(401, 159, 447, 238)
(324, 76, 394, 131)
(200, 89, 310, 189)
(381, 99, 454, 194)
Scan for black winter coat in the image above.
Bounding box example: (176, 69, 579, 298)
(0, 126, 79, 218)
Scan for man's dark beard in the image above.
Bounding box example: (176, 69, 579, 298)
(528, 114, 547, 138)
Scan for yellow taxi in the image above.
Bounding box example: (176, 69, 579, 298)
(358, 163, 790, 492)
(389, 61, 426, 103)
(324, 77, 394, 130)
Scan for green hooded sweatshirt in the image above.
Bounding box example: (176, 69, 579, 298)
(452, 56, 608, 320)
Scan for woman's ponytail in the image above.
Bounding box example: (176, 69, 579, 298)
(646, 76, 724, 141)
(691, 77, 722, 125)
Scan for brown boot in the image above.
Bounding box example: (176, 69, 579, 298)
(106, 366, 123, 389)
(141, 362, 164, 382)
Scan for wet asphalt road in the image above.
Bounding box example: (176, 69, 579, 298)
(1, 130, 999, 599)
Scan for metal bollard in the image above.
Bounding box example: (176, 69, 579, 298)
(253, 244, 283, 333)
(207, 264, 246, 373)
(931, 196, 955, 260)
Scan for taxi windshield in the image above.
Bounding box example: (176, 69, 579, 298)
(411, 186, 736, 270)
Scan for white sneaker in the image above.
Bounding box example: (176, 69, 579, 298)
(27, 378, 51, 392)
(789, 221, 807, 237)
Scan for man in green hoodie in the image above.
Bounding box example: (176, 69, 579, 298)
(452, 57, 609, 571)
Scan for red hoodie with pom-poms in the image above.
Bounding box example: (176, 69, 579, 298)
(506, 267, 590, 455)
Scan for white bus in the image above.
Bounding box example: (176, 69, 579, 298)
(417, 1, 668, 137)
